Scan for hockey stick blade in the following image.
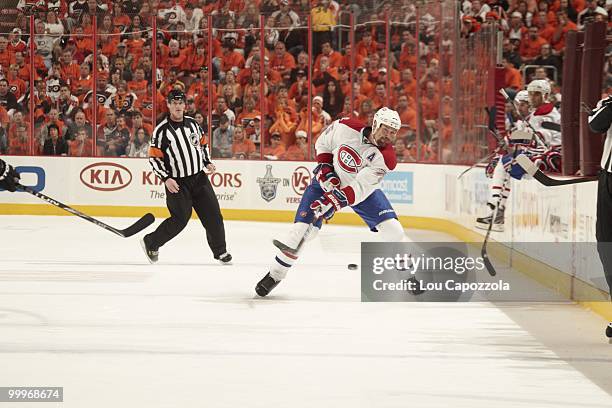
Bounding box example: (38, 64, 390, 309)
(118, 213, 155, 237)
(272, 212, 322, 255)
(18, 184, 155, 237)
(480, 212, 498, 277)
(481, 249, 497, 277)
(515, 155, 597, 186)
(272, 239, 298, 255)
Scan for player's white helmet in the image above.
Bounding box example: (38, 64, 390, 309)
(527, 79, 550, 99)
(515, 90, 529, 103)
(372, 107, 401, 134)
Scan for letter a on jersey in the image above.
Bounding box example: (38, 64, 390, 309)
(337, 145, 362, 174)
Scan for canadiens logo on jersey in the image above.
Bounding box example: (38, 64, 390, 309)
(337, 145, 362, 174)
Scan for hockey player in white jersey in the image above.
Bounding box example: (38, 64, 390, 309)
(476, 79, 562, 231)
(255, 107, 406, 296)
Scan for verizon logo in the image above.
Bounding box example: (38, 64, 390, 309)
(80, 162, 133, 191)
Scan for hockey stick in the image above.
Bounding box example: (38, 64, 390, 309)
(480, 174, 511, 277)
(459, 123, 508, 180)
(480, 185, 504, 277)
(18, 184, 155, 237)
(457, 151, 496, 179)
(541, 121, 561, 132)
(272, 210, 322, 255)
(514, 155, 597, 186)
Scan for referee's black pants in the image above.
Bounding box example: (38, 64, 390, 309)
(596, 170, 612, 294)
(147, 171, 227, 257)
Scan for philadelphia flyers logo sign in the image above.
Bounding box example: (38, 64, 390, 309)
(337, 145, 362, 174)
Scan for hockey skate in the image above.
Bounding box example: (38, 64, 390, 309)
(255, 272, 280, 297)
(140, 235, 158, 263)
(215, 252, 233, 265)
(606, 323, 612, 343)
(476, 207, 505, 232)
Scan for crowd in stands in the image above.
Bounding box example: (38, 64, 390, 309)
(462, 0, 611, 107)
(0, 0, 609, 164)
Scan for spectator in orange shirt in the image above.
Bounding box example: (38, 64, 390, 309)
(73, 25, 94, 61)
(270, 41, 296, 79)
(217, 40, 245, 79)
(503, 56, 523, 90)
(69, 128, 93, 157)
(371, 82, 388, 111)
(281, 129, 308, 160)
(12, 51, 30, 83)
(421, 81, 440, 121)
(288, 69, 310, 106)
(535, 11, 556, 43)
(232, 125, 258, 159)
(396, 94, 417, 131)
(395, 138, 415, 163)
(399, 68, 417, 99)
(237, 97, 262, 126)
(519, 26, 549, 62)
(552, 11, 577, 52)
(128, 67, 148, 99)
(354, 67, 374, 98)
(6, 64, 26, 101)
(399, 40, 417, 72)
(7, 28, 26, 55)
(60, 49, 81, 84)
(164, 39, 187, 73)
(356, 31, 378, 58)
(263, 131, 286, 160)
(130, 110, 153, 137)
(0, 36, 14, 73)
(8, 124, 28, 155)
(314, 41, 343, 71)
(312, 54, 340, 94)
(339, 43, 365, 71)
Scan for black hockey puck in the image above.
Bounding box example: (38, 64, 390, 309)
(347, 263, 358, 270)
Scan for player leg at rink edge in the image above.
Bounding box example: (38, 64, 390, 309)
(0, 159, 20, 193)
(256, 107, 420, 297)
(476, 80, 561, 232)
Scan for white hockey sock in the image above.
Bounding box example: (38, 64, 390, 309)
(488, 161, 511, 209)
(270, 222, 319, 281)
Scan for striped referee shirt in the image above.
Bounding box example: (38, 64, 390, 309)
(149, 115, 212, 180)
(588, 98, 612, 173)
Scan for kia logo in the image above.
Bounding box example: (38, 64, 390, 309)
(80, 162, 133, 191)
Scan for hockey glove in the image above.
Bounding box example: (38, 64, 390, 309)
(310, 188, 349, 220)
(313, 163, 340, 192)
(0, 164, 20, 192)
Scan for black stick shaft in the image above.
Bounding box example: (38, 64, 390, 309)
(18, 184, 154, 237)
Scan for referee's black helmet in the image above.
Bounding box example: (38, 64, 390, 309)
(167, 89, 186, 103)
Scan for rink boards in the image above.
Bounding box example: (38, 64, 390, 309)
(0, 156, 607, 312)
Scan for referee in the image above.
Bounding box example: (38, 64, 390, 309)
(141, 89, 232, 265)
(588, 95, 612, 339)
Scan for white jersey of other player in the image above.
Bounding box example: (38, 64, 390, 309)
(528, 102, 561, 146)
(315, 117, 397, 206)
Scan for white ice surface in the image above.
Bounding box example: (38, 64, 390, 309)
(0, 215, 610, 408)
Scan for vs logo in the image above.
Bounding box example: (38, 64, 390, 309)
(337, 145, 362, 174)
(291, 166, 311, 196)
